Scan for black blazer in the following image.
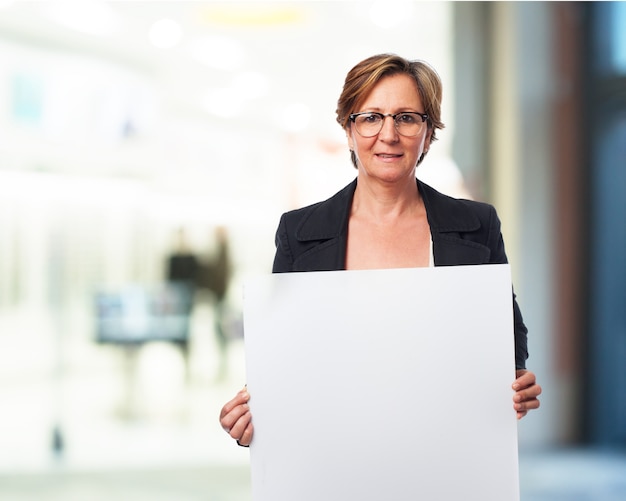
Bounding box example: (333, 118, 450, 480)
(272, 178, 528, 369)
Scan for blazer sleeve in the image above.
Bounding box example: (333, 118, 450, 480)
(272, 214, 294, 273)
(486, 205, 529, 370)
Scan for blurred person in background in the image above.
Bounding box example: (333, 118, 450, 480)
(164, 227, 201, 380)
(220, 53, 541, 447)
(198, 226, 234, 380)
(166, 227, 200, 304)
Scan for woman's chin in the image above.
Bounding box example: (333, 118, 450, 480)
(360, 165, 416, 184)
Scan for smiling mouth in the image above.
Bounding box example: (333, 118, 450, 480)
(376, 153, 402, 159)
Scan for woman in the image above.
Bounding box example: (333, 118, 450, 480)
(220, 54, 541, 447)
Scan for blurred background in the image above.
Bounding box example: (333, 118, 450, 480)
(0, 1, 625, 500)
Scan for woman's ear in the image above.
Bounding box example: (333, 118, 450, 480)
(425, 128, 433, 148)
(346, 126, 355, 151)
(416, 129, 433, 166)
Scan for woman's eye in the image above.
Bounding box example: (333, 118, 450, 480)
(397, 113, 416, 124)
(363, 114, 381, 123)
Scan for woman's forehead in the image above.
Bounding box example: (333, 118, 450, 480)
(356, 74, 422, 111)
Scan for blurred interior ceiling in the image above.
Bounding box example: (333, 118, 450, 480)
(0, 1, 450, 139)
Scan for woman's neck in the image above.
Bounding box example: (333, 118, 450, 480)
(352, 175, 422, 221)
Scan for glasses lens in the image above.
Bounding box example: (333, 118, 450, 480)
(354, 113, 383, 137)
(394, 113, 422, 137)
(353, 113, 425, 137)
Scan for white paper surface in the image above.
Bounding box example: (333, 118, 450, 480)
(243, 264, 519, 501)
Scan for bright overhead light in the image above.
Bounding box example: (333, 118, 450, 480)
(232, 71, 270, 100)
(199, 4, 307, 27)
(149, 19, 183, 49)
(369, 1, 415, 29)
(188, 35, 245, 71)
(45, 0, 118, 36)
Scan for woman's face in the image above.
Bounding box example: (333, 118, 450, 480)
(347, 73, 431, 184)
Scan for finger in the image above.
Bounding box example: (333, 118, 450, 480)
(237, 422, 254, 447)
(228, 410, 252, 441)
(514, 395, 541, 417)
(512, 370, 536, 390)
(513, 391, 540, 409)
(219, 390, 250, 420)
(220, 401, 250, 433)
(514, 383, 542, 404)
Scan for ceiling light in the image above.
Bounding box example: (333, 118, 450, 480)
(199, 4, 307, 27)
(369, 1, 415, 30)
(188, 35, 245, 71)
(149, 18, 183, 49)
(44, 0, 118, 36)
(232, 71, 270, 100)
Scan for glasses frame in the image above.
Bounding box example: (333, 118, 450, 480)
(348, 111, 429, 138)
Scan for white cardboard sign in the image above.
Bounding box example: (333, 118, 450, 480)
(243, 264, 519, 501)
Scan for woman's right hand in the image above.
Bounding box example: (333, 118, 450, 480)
(219, 388, 254, 446)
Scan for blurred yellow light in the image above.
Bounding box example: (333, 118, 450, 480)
(198, 4, 306, 27)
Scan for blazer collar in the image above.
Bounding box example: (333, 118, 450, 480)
(295, 177, 481, 242)
(419, 180, 490, 265)
(295, 179, 356, 241)
(418, 179, 481, 233)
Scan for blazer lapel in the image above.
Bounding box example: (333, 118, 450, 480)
(292, 180, 356, 271)
(418, 180, 492, 266)
(290, 178, 491, 270)
(432, 234, 492, 266)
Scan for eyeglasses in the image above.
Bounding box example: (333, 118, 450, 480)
(348, 111, 429, 138)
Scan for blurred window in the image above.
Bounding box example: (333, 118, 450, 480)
(586, 2, 626, 447)
(594, 2, 626, 75)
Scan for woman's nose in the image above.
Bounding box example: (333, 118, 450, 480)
(378, 115, 399, 141)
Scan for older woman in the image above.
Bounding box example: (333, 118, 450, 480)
(220, 54, 541, 447)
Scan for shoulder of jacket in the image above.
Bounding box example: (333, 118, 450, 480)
(279, 180, 356, 241)
(419, 179, 496, 232)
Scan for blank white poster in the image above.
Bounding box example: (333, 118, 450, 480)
(243, 264, 520, 501)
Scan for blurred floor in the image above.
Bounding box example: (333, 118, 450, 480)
(1, 449, 626, 500)
(0, 465, 251, 501)
(519, 448, 626, 501)
(2, 304, 626, 500)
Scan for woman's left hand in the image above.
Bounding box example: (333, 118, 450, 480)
(512, 369, 541, 419)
